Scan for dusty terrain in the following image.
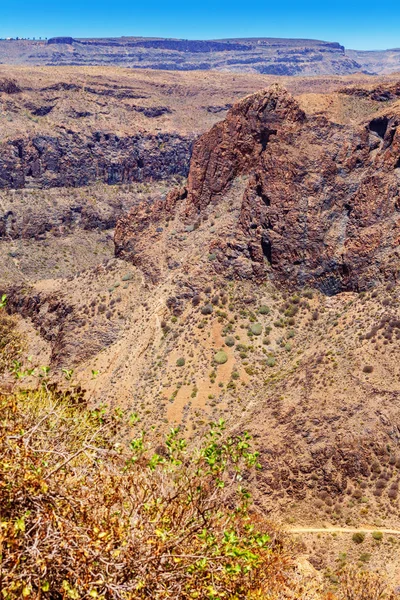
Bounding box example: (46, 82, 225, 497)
(2, 66, 400, 586)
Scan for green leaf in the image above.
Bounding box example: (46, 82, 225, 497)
(62, 368, 74, 381)
(14, 516, 25, 532)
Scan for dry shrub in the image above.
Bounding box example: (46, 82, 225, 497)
(0, 310, 22, 374)
(0, 387, 293, 599)
(327, 567, 396, 600)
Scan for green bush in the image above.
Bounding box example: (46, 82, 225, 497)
(284, 305, 298, 318)
(352, 532, 365, 544)
(250, 323, 263, 336)
(176, 357, 185, 367)
(359, 553, 371, 563)
(259, 305, 270, 315)
(372, 531, 383, 541)
(214, 351, 228, 365)
(225, 336, 235, 347)
(201, 303, 213, 315)
(266, 357, 276, 368)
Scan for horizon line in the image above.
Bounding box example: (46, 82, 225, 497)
(0, 34, 399, 52)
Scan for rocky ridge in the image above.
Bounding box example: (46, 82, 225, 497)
(116, 84, 400, 294)
(0, 67, 285, 192)
(2, 36, 400, 75)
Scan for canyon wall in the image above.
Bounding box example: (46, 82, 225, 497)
(0, 132, 192, 189)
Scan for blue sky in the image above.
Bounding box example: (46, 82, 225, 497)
(1, 0, 400, 50)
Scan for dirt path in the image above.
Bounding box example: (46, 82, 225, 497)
(288, 526, 400, 535)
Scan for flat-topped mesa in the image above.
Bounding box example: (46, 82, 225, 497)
(184, 85, 306, 214)
(115, 84, 400, 294)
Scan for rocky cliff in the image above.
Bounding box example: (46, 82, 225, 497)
(116, 84, 400, 294)
(0, 132, 192, 189)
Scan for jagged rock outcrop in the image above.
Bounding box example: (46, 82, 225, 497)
(0, 78, 21, 94)
(116, 84, 400, 294)
(0, 132, 192, 189)
(339, 82, 400, 102)
(184, 87, 306, 213)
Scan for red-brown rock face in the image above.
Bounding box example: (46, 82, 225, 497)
(115, 85, 400, 294)
(184, 86, 306, 214)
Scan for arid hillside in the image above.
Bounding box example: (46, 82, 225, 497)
(1, 65, 399, 190)
(2, 67, 400, 585)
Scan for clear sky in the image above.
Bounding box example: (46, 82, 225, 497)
(1, 0, 399, 51)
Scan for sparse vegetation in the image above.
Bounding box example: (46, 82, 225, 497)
(0, 304, 22, 374)
(258, 305, 270, 315)
(3, 69, 400, 597)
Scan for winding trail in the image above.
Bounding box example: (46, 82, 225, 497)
(288, 526, 400, 535)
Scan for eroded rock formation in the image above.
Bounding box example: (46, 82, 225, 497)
(116, 84, 400, 294)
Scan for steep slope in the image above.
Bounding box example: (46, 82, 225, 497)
(348, 47, 400, 75)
